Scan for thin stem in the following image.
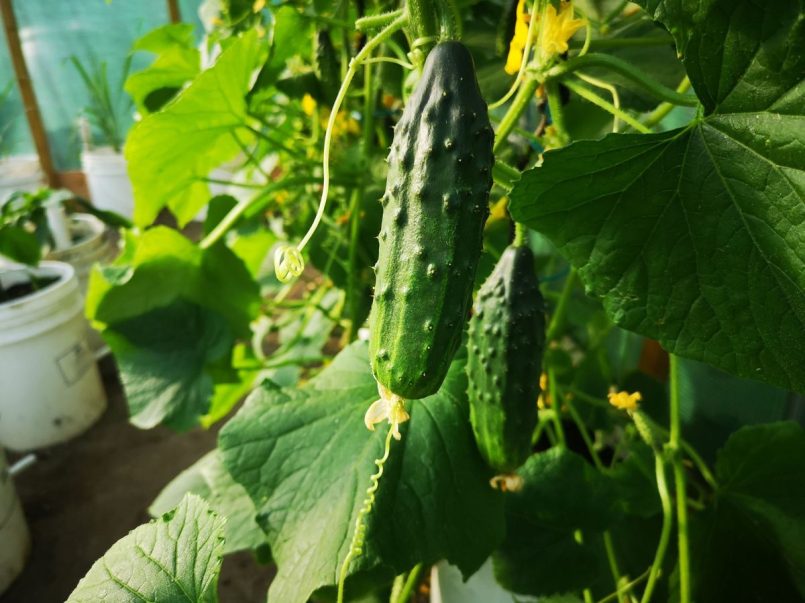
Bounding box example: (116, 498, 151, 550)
(200, 178, 314, 249)
(493, 76, 540, 152)
(546, 268, 577, 341)
(492, 159, 522, 192)
(298, 14, 407, 252)
(575, 72, 620, 132)
(565, 396, 625, 594)
(393, 563, 423, 603)
(640, 453, 673, 603)
(356, 9, 403, 31)
(669, 354, 692, 603)
(563, 79, 651, 133)
(643, 77, 692, 129)
(548, 369, 566, 446)
(570, 36, 674, 51)
(597, 567, 651, 603)
(545, 54, 699, 107)
(545, 81, 569, 142)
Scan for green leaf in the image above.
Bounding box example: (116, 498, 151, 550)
(251, 7, 312, 93)
(219, 342, 504, 603)
(689, 422, 805, 600)
(86, 227, 259, 337)
(508, 448, 622, 532)
(636, 0, 804, 115)
(126, 29, 263, 226)
(0, 224, 41, 265)
(150, 451, 267, 555)
(510, 0, 805, 392)
(125, 23, 201, 114)
(493, 524, 602, 598)
(67, 494, 224, 603)
(103, 301, 232, 430)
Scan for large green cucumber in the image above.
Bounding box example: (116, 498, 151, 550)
(369, 41, 494, 400)
(467, 245, 545, 473)
(314, 30, 339, 104)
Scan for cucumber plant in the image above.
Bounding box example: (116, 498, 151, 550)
(70, 1, 805, 603)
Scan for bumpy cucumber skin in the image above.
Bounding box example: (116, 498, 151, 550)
(369, 42, 494, 400)
(467, 245, 545, 473)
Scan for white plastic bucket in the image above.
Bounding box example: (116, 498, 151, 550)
(0, 155, 45, 204)
(81, 148, 134, 219)
(46, 214, 118, 353)
(46, 214, 116, 296)
(0, 451, 30, 595)
(0, 261, 107, 451)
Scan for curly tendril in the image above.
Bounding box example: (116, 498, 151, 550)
(336, 422, 398, 603)
(273, 244, 305, 283)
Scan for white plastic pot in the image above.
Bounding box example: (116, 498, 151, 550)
(46, 214, 116, 296)
(0, 451, 30, 595)
(0, 261, 107, 451)
(81, 147, 134, 219)
(0, 155, 45, 204)
(46, 214, 118, 353)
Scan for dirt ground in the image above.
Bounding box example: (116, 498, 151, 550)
(2, 357, 273, 603)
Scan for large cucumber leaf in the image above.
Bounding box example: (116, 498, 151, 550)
(67, 495, 224, 603)
(509, 0, 805, 392)
(126, 29, 263, 226)
(219, 341, 504, 603)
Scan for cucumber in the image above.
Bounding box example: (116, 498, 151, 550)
(314, 30, 340, 104)
(369, 41, 494, 400)
(467, 245, 545, 474)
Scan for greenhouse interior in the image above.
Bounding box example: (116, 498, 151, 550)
(0, 0, 803, 602)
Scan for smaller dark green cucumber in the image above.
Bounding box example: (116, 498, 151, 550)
(467, 245, 545, 474)
(314, 30, 339, 104)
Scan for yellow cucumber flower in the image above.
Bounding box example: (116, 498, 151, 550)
(505, 0, 531, 74)
(301, 94, 317, 117)
(608, 388, 642, 411)
(540, 2, 585, 58)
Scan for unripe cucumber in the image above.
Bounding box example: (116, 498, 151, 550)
(314, 30, 339, 104)
(467, 245, 545, 473)
(369, 42, 494, 400)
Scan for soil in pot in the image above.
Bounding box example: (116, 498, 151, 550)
(0, 276, 59, 304)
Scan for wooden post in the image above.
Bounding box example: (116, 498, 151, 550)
(167, 0, 181, 23)
(0, 0, 57, 186)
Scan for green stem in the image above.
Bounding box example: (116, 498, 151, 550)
(356, 9, 403, 31)
(406, 0, 438, 53)
(513, 222, 528, 246)
(641, 453, 674, 603)
(545, 54, 699, 107)
(493, 76, 540, 152)
(199, 180, 292, 249)
(669, 354, 692, 603)
(546, 268, 577, 341)
(393, 563, 423, 603)
(545, 81, 569, 142)
(570, 36, 674, 51)
(492, 160, 521, 191)
(563, 79, 651, 133)
(548, 369, 566, 446)
(643, 77, 692, 129)
(597, 568, 651, 603)
(565, 397, 625, 593)
(437, 0, 461, 39)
